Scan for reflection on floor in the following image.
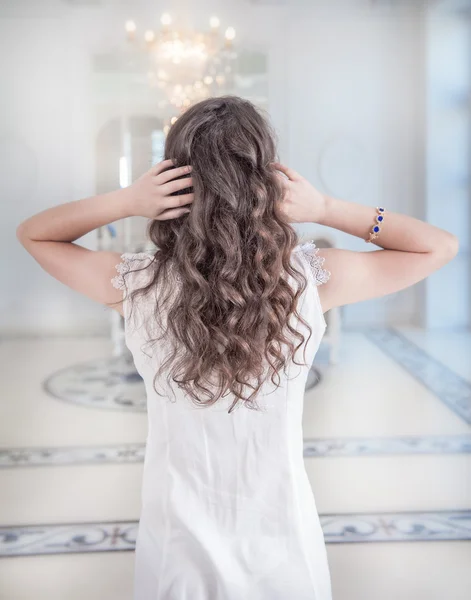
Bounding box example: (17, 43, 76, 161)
(43, 353, 147, 412)
(0, 327, 470, 599)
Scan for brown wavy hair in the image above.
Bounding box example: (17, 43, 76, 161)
(120, 95, 313, 413)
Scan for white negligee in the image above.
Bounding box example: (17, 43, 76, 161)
(111, 241, 332, 600)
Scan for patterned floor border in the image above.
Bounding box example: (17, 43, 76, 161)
(366, 328, 471, 425)
(1, 510, 470, 557)
(303, 434, 471, 457)
(1, 434, 471, 468)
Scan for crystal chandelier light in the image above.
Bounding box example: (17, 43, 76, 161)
(124, 13, 238, 131)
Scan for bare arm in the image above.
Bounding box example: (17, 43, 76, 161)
(316, 195, 458, 312)
(16, 189, 131, 316)
(16, 160, 194, 317)
(272, 162, 459, 313)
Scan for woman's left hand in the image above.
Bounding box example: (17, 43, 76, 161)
(272, 162, 326, 224)
(123, 159, 194, 220)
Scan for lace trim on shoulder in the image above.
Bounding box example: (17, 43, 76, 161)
(296, 240, 331, 286)
(111, 252, 154, 291)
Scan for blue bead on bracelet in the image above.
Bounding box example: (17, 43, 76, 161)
(366, 207, 386, 243)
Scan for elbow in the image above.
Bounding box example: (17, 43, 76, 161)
(16, 222, 31, 245)
(437, 233, 459, 263)
(445, 233, 459, 258)
(16, 223, 26, 243)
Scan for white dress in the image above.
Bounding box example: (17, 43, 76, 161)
(111, 241, 332, 600)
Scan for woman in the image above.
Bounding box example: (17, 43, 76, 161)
(17, 96, 458, 599)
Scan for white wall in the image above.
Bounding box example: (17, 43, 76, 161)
(285, 7, 427, 327)
(424, 5, 471, 329)
(0, 15, 98, 336)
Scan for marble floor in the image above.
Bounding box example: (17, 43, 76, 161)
(0, 326, 470, 599)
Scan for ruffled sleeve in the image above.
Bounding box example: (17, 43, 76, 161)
(111, 252, 156, 292)
(295, 240, 331, 286)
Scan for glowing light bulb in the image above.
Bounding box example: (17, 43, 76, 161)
(144, 30, 155, 43)
(203, 75, 213, 85)
(161, 13, 172, 26)
(225, 27, 235, 41)
(170, 116, 178, 125)
(125, 20, 136, 33)
(210, 16, 220, 29)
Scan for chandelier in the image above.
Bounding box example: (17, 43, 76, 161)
(124, 14, 238, 130)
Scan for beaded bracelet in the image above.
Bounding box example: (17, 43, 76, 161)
(365, 207, 386, 243)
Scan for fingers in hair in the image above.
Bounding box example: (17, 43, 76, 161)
(156, 164, 192, 185)
(162, 176, 194, 196)
(162, 192, 194, 209)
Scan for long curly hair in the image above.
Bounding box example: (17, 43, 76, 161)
(121, 95, 312, 413)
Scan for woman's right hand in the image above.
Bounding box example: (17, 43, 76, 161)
(123, 159, 194, 220)
(272, 162, 327, 224)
